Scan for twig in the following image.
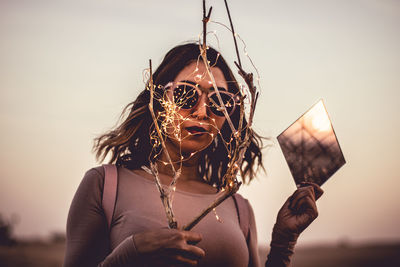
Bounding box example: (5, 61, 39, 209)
(183, 180, 241, 230)
(199, 50, 237, 133)
(181, 0, 260, 231)
(224, 0, 241, 68)
(202, 0, 213, 50)
(149, 163, 178, 229)
(148, 59, 178, 229)
(147, 1, 260, 232)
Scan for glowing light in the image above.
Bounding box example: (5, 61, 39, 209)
(146, 22, 259, 228)
(213, 208, 222, 223)
(308, 101, 331, 132)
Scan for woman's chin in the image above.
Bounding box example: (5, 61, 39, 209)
(179, 136, 213, 155)
(180, 142, 211, 155)
(165, 132, 214, 159)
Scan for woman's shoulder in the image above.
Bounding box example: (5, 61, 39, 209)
(233, 193, 252, 209)
(82, 165, 105, 183)
(74, 166, 106, 198)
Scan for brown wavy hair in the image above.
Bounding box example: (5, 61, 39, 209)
(93, 43, 265, 187)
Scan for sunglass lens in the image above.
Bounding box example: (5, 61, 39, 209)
(173, 85, 198, 109)
(209, 92, 235, 116)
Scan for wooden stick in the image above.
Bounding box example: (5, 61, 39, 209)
(224, 0, 242, 68)
(183, 181, 241, 231)
(202, 0, 213, 50)
(148, 59, 178, 229)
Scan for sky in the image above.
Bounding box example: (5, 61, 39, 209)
(0, 0, 399, 246)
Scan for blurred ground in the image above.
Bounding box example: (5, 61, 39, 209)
(259, 242, 400, 267)
(0, 241, 399, 267)
(0, 241, 64, 267)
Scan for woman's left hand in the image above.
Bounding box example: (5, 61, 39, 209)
(274, 182, 324, 236)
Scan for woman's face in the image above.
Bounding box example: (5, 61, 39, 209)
(163, 61, 228, 157)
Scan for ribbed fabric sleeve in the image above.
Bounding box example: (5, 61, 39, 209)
(99, 236, 139, 266)
(265, 225, 299, 267)
(64, 167, 140, 267)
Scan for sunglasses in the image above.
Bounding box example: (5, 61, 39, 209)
(165, 81, 240, 117)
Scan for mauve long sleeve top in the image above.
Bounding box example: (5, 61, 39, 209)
(64, 166, 296, 266)
(63, 166, 262, 267)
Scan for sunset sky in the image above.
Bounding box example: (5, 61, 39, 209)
(1, 0, 399, 246)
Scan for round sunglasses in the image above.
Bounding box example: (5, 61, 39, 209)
(165, 81, 240, 117)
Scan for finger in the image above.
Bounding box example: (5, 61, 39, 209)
(165, 242, 205, 260)
(164, 246, 204, 266)
(159, 254, 198, 267)
(293, 195, 317, 214)
(181, 231, 203, 245)
(184, 244, 205, 260)
(300, 182, 324, 200)
(296, 197, 319, 222)
(289, 186, 315, 210)
(170, 254, 199, 266)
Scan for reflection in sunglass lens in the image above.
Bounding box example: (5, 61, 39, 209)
(209, 92, 235, 116)
(173, 85, 198, 109)
(172, 84, 236, 117)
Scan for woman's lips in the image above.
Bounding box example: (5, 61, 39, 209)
(185, 126, 207, 134)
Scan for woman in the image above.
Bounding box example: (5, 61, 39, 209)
(64, 43, 322, 267)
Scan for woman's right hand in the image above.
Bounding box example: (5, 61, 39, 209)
(133, 228, 205, 266)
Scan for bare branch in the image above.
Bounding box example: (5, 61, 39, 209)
(224, 0, 242, 68)
(202, 0, 213, 50)
(146, 1, 260, 232)
(148, 59, 178, 229)
(183, 181, 241, 231)
(149, 163, 178, 229)
(181, 1, 261, 231)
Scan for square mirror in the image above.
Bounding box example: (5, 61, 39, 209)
(277, 100, 345, 186)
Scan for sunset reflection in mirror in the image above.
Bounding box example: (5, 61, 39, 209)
(277, 100, 346, 186)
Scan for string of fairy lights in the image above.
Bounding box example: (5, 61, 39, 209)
(142, 3, 261, 229)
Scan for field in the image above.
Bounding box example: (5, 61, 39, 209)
(0, 242, 399, 267)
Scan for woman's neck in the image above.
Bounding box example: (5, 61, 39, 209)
(157, 151, 202, 182)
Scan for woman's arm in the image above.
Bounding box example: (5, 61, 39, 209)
(64, 168, 140, 266)
(64, 168, 205, 267)
(245, 200, 261, 267)
(265, 182, 323, 267)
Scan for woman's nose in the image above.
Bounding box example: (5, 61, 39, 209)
(191, 94, 209, 119)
